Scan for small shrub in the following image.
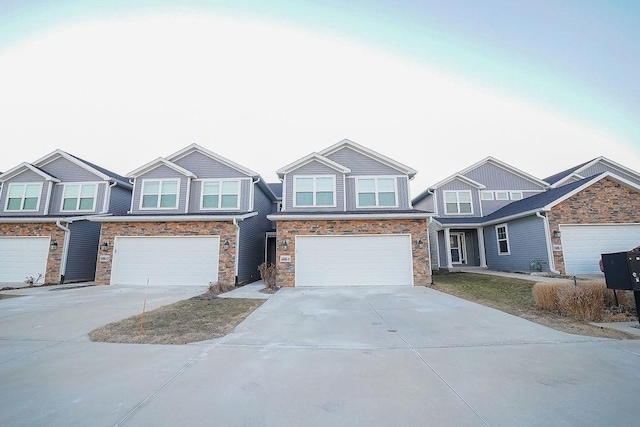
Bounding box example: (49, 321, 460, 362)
(556, 282, 606, 322)
(258, 263, 278, 291)
(24, 274, 43, 286)
(533, 282, 562, 311)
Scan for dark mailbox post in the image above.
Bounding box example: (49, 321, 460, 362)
(601, 248, 640, 325)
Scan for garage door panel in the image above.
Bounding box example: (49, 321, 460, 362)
(561, 225, 640, 275)
(0, 237, 49, 283)
(295, 235, 412, 286)
(111, 237, 219, 286)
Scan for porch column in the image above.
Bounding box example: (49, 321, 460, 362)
(477, 227, 487, 268)
(444, 227, 453, 269)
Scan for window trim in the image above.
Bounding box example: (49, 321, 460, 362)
(60, 182, 99, 212)
(293, 175, 337, 208)
(139, 178, 181, 210)
(480, 190, 494, 201)
(443, 190, 474, 215)
(4, 182, 43, 212)
(510, 191, 523, 200)
(199, 179, 241, 210)
(496, 223, 510, 255)
(355, 176, 399, 208)
(495, 191, 509, 201)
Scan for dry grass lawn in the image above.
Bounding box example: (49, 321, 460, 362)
(0, 294, 21, 300)
(89, 293, 264, 345)
(431, 272, 639, 340)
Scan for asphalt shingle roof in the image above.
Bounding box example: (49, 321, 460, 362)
(543, 159, 594, 185)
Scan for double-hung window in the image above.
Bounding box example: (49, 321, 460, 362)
(5, 183, 42, 211)
(141, 179, 179, 209)
(496, 224, 510, 255)
(201, 180, 240, 209)
(294, 176, 335, 207)
(62, 184, 97, 211)
(443, 190, 472, 214)
(357, 177, 397, 207)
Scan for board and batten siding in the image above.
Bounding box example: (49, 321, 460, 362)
(325, 146, 405, 175)
(484, 215, 549, 272)
(64, 220, 101, 282)
(40, 156, 101, 182)
(49, 182, 107, 216)
(172, 151, 250, 179)
(237, 185, 275, 283)
(0, 170, 49, 216)
(344, 176, 411, 210)
(109, 185, 133, 215)
(189, 178, 252, 213)
(481, 190, 542, 216)
(464, 162, 544, 191)
(428, 222, 440, 269)
(437, 229, 447, 268)
(284, 161, 345, 212)
(413, 193, 435, 214)
(436, 179, 481, 217)
(579, 163, 640, 187)
(130, 165, 189, 215)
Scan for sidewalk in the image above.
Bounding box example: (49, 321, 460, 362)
(457, 268, 573, 283)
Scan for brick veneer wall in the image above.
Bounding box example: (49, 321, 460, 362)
(96, 221, 237, 285)
(274, 219, 430, 287)
(0, 222, 66, 284)
(547, 178, 640, 275)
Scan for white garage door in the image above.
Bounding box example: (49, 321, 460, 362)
(560, 224, 640, 275)
(111, 236, 220, 286)
(0, 237, 49, 284)
(295, 235, 413, 286)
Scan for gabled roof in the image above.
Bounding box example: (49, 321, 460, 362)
(33, 149, 130, 187)
(0, 162, 60, 183)
(276, 152, 351, 177)
(546, 156, 640, 188)
(319, 139, 418, 178)
(127, 157, 197, 179)
(166, 143, 258, 177)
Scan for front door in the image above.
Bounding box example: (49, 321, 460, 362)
(450, 232, 466, 265)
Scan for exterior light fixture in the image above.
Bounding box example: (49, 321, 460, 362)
(417, 238, 424, 249)
(283, 239, 289, 251)
(101, 241, 109, 251)
(223, 239, 230, 250)
(50, 240, 58, 251)
(552, 230, 561, 238)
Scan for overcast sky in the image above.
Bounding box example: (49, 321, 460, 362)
(1, 1, 638, 196)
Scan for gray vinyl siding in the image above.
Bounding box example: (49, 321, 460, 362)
(484, 215, 550, 272)
(0, 172, 49, 216)
(437, 229, 447, 268)
(64, 220, 101, 282)
(109, 184, 133, 215)
(345, 176, 411, 210)
(325, 146, 404, 175)
(436, 180, 481, 217)
(130, 165, 188, 215)
(428, 221, 440, 270)
(464, 162, 545, 191)
(189, 178, 252, 213)
(414, 193, 435, 214)
(237, 186, 275, 283)
(49, 182, 107, 216)
(580, 163, 640, 186)
(284, 161, 345, 211)
(481, 190, 544, 216)
(172, 151, 250, 179)
(40, 156, 101, 182)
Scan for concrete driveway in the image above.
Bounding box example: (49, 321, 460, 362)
(1, 284, 640, 426)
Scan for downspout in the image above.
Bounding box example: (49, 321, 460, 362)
(537, 211, 561, 274)
(127, 178, 135, 214)
(184, 177, 191, 213)
(251, 177, 260, 211)
(55, 220, 71, 284)
(428, 217, 440, 270)
(103, 181, 117, 214)
(233, 218, 241, 285)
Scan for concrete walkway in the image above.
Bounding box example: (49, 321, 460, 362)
(454, 267, 575, 283)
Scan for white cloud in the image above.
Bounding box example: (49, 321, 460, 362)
(0, 14, 637, 196)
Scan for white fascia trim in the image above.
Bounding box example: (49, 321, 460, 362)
(166, 143, 258, 177)
(543, 172, 640, 210)
(127, 158, 196, 179)
(90, 212, 259, 222)
(276, 153, 351, 176)
(430, 173, 487, 190)
(0, 213, 111, 223)
(0, 162, 61, 182)
(267, 212, 432, 221)
(318, 139, 418, 177)
(33, 150, 111, 181)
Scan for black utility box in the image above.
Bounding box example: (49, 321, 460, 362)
(601, 251, 634, 290)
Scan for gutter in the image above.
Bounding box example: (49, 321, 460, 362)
(55, 220, 71, 284)
(102, 181, 117, 214)
(537, 211, 561, 274)
(233, 218, 241, 284)
(88, 212, 259, 222)
(267, 212, 432, 221)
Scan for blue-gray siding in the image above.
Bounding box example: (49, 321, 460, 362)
(436, 180, 481, 217)
(579, 163, 640, 186)
(437, 229, 447, 267)
(344, 176, 411, 210)
(481, 190, 542, 216)
(189, 178, 252, 213)
(284, 161, 345, 211)
(172, 151, 250, 179)
(484, 215, 550, 272)
(109, 185, 133, 215)
(464, 162, 544, 191)
(0, 171, 50, 216)
(130, 165, 189, 214)
(64, 220, 101, 282)
(428, 222, 439, 269)
(49, 182, 107, 215)
(237, 186, 275, 283)
(325, 146, 404, 175)
(40, 156, 101, 182)
(414, 193, 435, 214)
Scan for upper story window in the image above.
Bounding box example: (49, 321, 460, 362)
(201, 180, 240, 209)
(294, 176, 335, 207)
(480, 191, 494, 200)
(495, 191, 509, 201)
(444, 190, 472, 214)
(510, 191, 523, 200)
(496, 224, 510, 255)
(61, 183, 97, 211)
(5, 183, 42, 211)
(141, 179, 179, 209)
(357, 177, 397, 208)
